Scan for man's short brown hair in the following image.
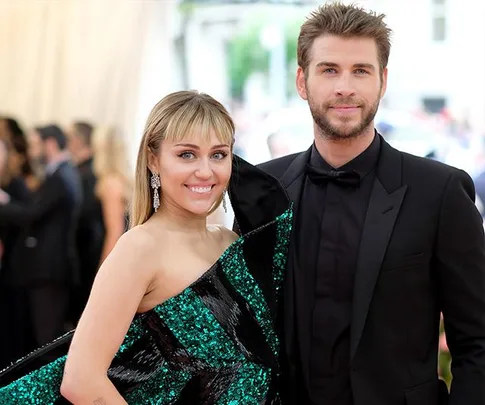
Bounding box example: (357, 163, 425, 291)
(73, 121, 94, 148)
(297, 2, 392, 75)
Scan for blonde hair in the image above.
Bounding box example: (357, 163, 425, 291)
(92, 126, 133, 203)
(298, 2, 392, 76)
(130, 90, 235, 228)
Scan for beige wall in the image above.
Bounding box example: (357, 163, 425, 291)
(0, 0, 179, 160)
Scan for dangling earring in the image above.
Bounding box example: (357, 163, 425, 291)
(222, 189, 227, 213)
(151, 172, 161, 212)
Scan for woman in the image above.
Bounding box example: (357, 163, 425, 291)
(0, 91, 292, 404)
(0, 134, 33, 370)
(0, 117, 40, 191)
(91, 126, 132, 265)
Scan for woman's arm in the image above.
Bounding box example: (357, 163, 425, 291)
(98, 176, 126, 266)
(60, 227, 154, 404)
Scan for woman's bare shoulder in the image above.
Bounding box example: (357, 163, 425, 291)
(208, 224, 239, 247)
(107, 224, 167, 268)
(116, 225, 155, 250)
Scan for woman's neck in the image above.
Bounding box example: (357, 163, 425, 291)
(154, 203, 209, 236)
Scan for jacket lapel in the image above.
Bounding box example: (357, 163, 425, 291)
(279, 149, 311, 216)
(279, 148, 311, 360)
(350, 138, 407, 359)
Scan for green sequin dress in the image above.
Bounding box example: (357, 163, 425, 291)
(0, 156, 292, 404)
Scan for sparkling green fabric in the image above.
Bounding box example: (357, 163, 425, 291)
(0, 207, 292, 404)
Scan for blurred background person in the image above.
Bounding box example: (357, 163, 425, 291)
(0, 136, 33, 369)
(0, 117, 40, 191)
(26, 126, 48, 188)
(0, 138, 12, 368)
(67, 121, 104, 322)
(267, 131, 292, 159)
(0, 125, 82, 351)
(472, 144, 485, 220)
(92, 126, 132, 266)
(0, 120, 35, 369)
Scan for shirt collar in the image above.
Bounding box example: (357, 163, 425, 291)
(45, 152, 70, 176)
(310, 131, 381, 178)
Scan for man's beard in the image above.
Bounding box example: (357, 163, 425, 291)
(307, 90, 381, 142)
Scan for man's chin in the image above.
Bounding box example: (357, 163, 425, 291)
(324, 124, 365, 140)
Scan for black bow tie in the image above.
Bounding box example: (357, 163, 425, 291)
(306, 164, 361, 188)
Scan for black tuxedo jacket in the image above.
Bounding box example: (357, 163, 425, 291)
(76, 158, 104, 276)
(260, 136, 485, 405)
(0, 177, 31, 280)
(0, 160, 82, 286)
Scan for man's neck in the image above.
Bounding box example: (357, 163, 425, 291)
(74, 149, 92, 165)
(47, 150, 70, 167)
(314, 126, 376, 169)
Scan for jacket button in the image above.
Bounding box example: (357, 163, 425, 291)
(25, 237, 37, 248)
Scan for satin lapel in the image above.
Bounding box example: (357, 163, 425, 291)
(350, 137, 407, 359)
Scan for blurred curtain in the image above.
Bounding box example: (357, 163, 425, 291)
(0, 0, 178, 156)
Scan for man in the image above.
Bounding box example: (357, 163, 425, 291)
(260, 4, 485, 404)
(67, 121, 104, 320)
(0, 125, 82, 347)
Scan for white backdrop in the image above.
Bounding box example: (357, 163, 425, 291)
(0, 0, 179, 160)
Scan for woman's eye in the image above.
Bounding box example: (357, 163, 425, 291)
(179, 151, 195, 159)
(212, 151, 228, 160)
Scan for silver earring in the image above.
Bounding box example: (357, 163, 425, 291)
(222, 189, 227, 213)
(151, 172, 161, 212)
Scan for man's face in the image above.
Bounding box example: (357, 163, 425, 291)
(66, 125, 83, 159)
(296, 35, 387, 141)
(28, 130, 46, 165)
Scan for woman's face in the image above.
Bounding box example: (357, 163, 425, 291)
(150, 129, 232, 217)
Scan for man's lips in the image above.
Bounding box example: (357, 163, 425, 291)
(330, 105, 361, 113)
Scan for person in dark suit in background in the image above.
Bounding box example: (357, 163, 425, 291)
(0, 136, 32, 368)
(0, 125, 82, 348)
(67, 121, 104, 321)
(259, 3, 485, 404)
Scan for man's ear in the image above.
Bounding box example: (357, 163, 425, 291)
(296, 66, 308, 100)
(380, 67, 388, 99)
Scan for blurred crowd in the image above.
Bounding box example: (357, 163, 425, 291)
(0, 117, 132, 369)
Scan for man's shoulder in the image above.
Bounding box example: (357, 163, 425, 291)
(257, 152, 303, 179)
(400, 150, 466, 181)
(392, 149, 478, 202)
(78, 161, 96, 178)
(59, 160, 82, 181)
(47, 161, 82, 199)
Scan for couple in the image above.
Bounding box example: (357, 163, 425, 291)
(1, 3, 485, 404)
